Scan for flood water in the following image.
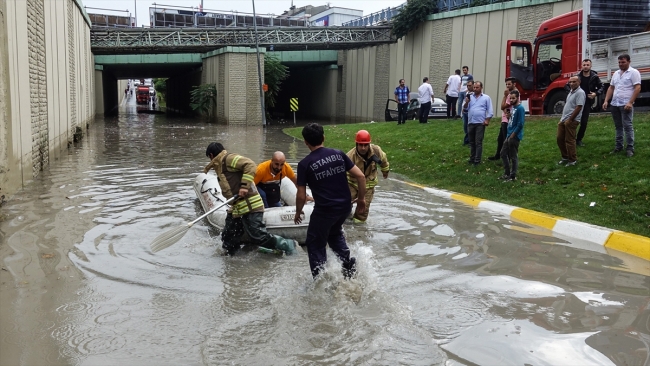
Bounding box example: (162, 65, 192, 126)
(1, 97, 649, 366)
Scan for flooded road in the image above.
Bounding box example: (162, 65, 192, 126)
(1, 98, 649, 365)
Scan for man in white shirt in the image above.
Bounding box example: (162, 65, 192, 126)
(457, 66, 473, 117)
(444, 69, 462, 119)
(602, 54, 641, 157)
(417, 77, 434, 124)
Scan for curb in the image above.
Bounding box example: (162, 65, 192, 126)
(401, 181, 650, 263)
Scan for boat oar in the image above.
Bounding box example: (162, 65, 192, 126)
(150, 195, 238, 253)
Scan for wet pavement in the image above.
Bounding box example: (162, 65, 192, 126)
(1, 96, 649, 365)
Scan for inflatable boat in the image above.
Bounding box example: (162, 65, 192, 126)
(193, 173, 313, 244)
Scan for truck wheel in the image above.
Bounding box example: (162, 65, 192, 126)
(546, 91, 568, 115)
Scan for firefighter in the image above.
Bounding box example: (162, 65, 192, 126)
(346, 130, 390, 223)
(204, 142, 297, 255)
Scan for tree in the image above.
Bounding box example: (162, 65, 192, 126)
(153, 78, 167, 102)
(190, 84, 217, 119)
(264, 54, 289, 113)
(391, 0, 438, 40)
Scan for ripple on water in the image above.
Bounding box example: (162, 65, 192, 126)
(68, 328, 127, 355)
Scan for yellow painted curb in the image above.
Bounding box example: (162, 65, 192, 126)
(450, 193, 483, 207)
(510, 208, 562, 231)
(404, 182, 426, 189)
(605, 232, 650, 261)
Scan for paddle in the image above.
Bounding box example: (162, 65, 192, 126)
(150, 195, 238, 253)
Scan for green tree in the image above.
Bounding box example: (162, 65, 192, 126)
(153, 78, 167, 102)
(391, 0, 438, 39)
(264, 54, 289, 112)
(190, 84, 217, 118)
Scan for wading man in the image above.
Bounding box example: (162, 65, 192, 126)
(347, 130, 390, 223)
(294, 123, 366, 279)
(204, 142, 297, 255)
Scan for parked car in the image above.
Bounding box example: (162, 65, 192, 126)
(385, 92, 448, 121)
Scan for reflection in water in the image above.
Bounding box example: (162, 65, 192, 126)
(0, 98, 648, 365)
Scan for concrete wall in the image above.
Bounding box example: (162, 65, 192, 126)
(0, 0, 94, 197)
(337, 0, 582, 122)
(202, 47, 264, 125)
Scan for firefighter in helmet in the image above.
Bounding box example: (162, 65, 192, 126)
(346, 130, 390, 223)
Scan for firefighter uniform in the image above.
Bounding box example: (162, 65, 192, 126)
(204, 150, 295, 255)
(346, 143, 390, 222)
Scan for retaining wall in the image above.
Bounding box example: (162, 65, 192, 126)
(0, 0, 94, 197)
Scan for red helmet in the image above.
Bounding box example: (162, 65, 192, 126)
(355, 130, 371, 144)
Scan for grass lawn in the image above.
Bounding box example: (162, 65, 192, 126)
(284, 113, 650, 237)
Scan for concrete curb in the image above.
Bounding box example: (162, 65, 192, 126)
(401, 181, 650, 262)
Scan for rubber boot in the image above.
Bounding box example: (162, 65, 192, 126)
(342, 257, 357, 279)
(273, 236, 297, 255)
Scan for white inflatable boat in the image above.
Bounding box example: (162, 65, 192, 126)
(193, 173, 313, 244)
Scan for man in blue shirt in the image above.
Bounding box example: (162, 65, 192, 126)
(463, 81, 494, 165)
(294, 123, 367, 279)
(457, 66, 473, 117)
(500, 90, 525, 182)
(394, 79, 410, 125)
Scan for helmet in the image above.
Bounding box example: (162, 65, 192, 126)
(355, 130, 371, 144)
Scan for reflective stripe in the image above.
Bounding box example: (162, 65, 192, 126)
(230, 155, 241, 169)
(242, 173, 254, 182)
(232, 195, 264, 215)
(348, 177, 378, 189)
(380, 165, 390, 172)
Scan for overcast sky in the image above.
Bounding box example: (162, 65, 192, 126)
(82, 0, 405, 26)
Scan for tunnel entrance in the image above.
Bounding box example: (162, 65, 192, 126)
(271, 64, 339, 124)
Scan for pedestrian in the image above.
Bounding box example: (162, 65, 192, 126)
(346, 130, 390, 223)
(203, 142, 297, 256)
(417, 77, 434, 124)
(488, 77, 518, 161)
(602, 54, 641, 157)
(500, 90, 525, 182)
(394, 79, 410, 125)
(444, 69, 462, 119)
(464, 81, 493, 165)
(557, 76, 585, 166)
(575, 59, 604, 147)
(461, 80, 474, 146)
(457, 66, 473, 117)
(294, 123, 366, 279)
(254, 151, 312, 208)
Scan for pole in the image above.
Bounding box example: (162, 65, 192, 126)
(134, 0, 137, 27)
(293, 112, 296, 126)
(252, 0, 267, 126)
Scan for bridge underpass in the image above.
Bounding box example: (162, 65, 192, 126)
(94, 54, 203, 115)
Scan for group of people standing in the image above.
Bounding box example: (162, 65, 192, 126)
(203, 125, 390, 280)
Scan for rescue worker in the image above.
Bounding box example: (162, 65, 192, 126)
(254, 151, 312, 208)
(346, 130, 390, 223)
(204, 142, 297, 256)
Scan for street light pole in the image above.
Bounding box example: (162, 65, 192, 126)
(134, 0, 137, 27)
(252, 0, 267, 126)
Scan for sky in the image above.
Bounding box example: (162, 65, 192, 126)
(82, 0, 406, 26)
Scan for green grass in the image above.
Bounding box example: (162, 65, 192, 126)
(284, 113, 650, 237)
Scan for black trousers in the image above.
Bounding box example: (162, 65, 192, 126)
(397, 102, 409, 124)
(493, 122, 508, 158)
(445, 95, 458, 118)
(576, 99, 592, 142)
(468, 124, 486, 163)
(419, 102, 431, 123)
(305, 209, 355, 278)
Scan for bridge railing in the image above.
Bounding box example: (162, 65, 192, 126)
(341, 0, 511, 26)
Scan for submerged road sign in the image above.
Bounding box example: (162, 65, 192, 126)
(290, 98, 298, 112)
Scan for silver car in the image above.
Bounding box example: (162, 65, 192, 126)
(407, 92, 448, 119)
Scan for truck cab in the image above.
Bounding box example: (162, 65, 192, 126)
(506, 10, 582, 114)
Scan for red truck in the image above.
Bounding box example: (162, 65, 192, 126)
(136, 85, 150, 105)
(506, 0, 650, 115)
